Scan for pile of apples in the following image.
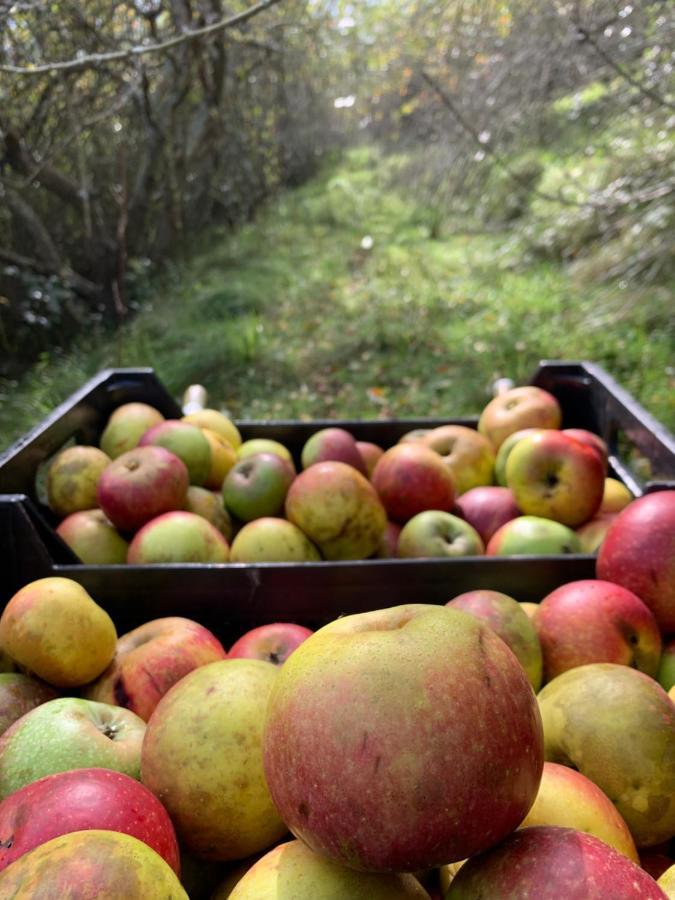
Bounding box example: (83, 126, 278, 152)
(0, 500, 673, 898)
(48, 383, 638, 565)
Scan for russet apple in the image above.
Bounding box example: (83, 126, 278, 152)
(226, 839, 430, 899)
(0, 830, 187, 898)
(56, 508, 129, 564)
(537, 663, 675, 847)
(534, 579, 661, 681)
(285, 461, 386, 560)
(371, 443, 456, 524)
(421, 425, 495, 495)
(505, 430, 605, 527)
(228, 623, 314, 665)
(127, 511, 229, 563)
(445, 826, 666, 899)
(446, 590, 543, 690)
(139, 420, 211, 486)
(454, 486, 520, 545)
(223, 453, 295, 522)
(478, 385, 562, 449)
(0, 697, 146, 800)
(263, 604, 544, 873)
(0, 768, 180, 874)
(518, 762, 638, 862)
(97, 445, 189, 533)
(100, 402, 165, 459)
(182, 408, 242, 450)
(0, 577, 116, 689)
(229, 518, 320, 562)
(46, 445, 111, 517)
(596, 490, 675, 633)
(83, 617, 227, 721)
(398, 510, 484, 558)
(0, 674, 57, 737)
(486, 515, 581, 555)
(142, 659, 288, 862)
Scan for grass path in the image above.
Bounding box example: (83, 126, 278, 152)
(1, 146, 673, 449)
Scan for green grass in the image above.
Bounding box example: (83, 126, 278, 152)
(1, 145, 673, 451)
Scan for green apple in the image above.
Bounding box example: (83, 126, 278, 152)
(127, 511, 229, 563)
(0, 577, 117, 689)
(658, 640, 675, 693)
(100, 402, 165, 459)
(56, 509, 129, 564)
(223, 453, 295, 522)
(226, 839, 430, 899)
(47, 445, 111, 517)
(237, 439, 294, 468)
(494, 428, 543, 486)
(537, 663, 675, 847)
(230, 518, 320, 562)
(398, 510, 484, 558)
(486, 516, 581, 555)
(182, 409, 242, 450)
(141, 660, 287, 862)
(0, 697, 145, 799)
(139, 421, 211, 486)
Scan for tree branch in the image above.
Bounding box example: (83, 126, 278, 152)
(0, 0, 284, 76)
(0, 246, 101, 299)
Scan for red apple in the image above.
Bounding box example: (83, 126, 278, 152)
(454, 486, 520, 545)
(534, 580, 662, 682)
(84, 617, 227, 722)
(356, 441, 384, 478)
(562, 428, 609, 472)
(127, 511, 229, 564)
(506, 430, 605, 527)
(374, 520, 402, 558)
(97, 446, 189, 533)
(371, 443, 456, 524)
(263, 604, 544, 872)
(478, 385, 562, 449)
(596, 490, 675, 634)
(445, 826, 666, 899)
(228, 623, 313, 665)
(56, 509, 129, 564)
(301, 427, 367, 475)
(421, 425, 495, 495)
(0, 674, 57, 737)
(139, 420, 211, 486)
(0, 768, 180, 874)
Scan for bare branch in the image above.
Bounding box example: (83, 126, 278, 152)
(0, 0, 284, 76)
(0, 246, 101, 299)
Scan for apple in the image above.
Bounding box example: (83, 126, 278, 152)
(100, 402, 165, 459)
(520, 601, 540, 619)
(0, 697, 145, 800)
(658, 865, 675, 897)
(534, 579, 662, 681)
(658, 640, 675, 692)
(0, 830, 187, 897)
(537, 663, 675, 847)
(56, 508, 129, 564)
(226, 839, 430, 899)
(356, 441, 385, 477)
(0, 577, 116, 689)
(223, 453, 295, 522)
(454, 486, 520, 545)
(370, 443, 456, 524)
(182, 408, 242, 450)
(237, 438, 294, 468)
(229, 517, 320, 563)
(184, 485, 233, 541)
(46, 445, 111, 517)
(398, 510, 484, 558)
(505, 430, 605, 527)
(421, 425, 495, 495)
(478, 385, 562, 450)
(263, 604, 544, 872)
(518, 762, 639, 862)
(0, 768, 180, 874)
(562, 428, 609, 472)
(301, 427, 367, 475)
(446, 590, 543, 690)
(83, 617, 227, 722)
(374, 520, 402, 558)
(445, 826, 666, 899)
(139, 420, 211, 486)
(494, 428, 543, 486)
(487, 515, 581, 555)
(575, 512, 617, 553)
(285, 461, 387, 560)
(228, 623, 313, 665)
(596, 490, 675, 633)
(127, 511, 229, 564)
(398, 428, 431, 443)
(0, 674, 57, 737)
(600, 477, 634, 514)
(97, 445, 189, 533)
(141, 659, 288, 862)
(201, 428, 237, 490)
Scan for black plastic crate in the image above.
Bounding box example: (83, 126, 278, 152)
(1, 360, 673, 635)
